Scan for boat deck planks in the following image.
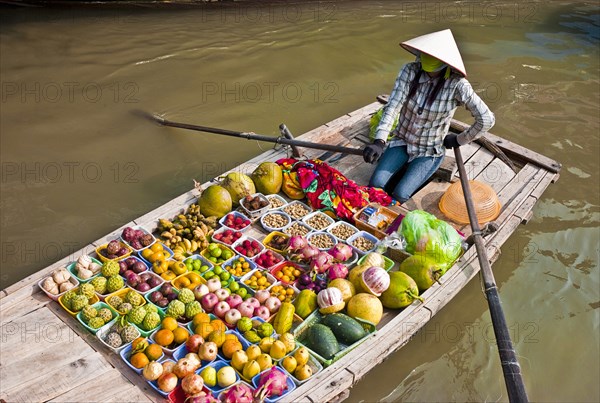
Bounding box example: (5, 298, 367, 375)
(0, 98, 559, 402)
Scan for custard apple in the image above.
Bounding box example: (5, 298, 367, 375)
(166, 300, 185, 318)
(97, 308, 113, 323)
(108, 295, 123, 307)
(177, 288, 195, 304)
(106, 275, 124, 293)
(71, 295, 89, 311)
(144, 304, 158, 314)
(105, 332, 123, 348)
(78, 283, 95, 299)
(127, 306, 146, 325)
(118, 302, 133, 314)
(125, 290, 143, 306)
(90, 276, 107, 294)
(101, 261, 120, 277)
(62, 290, 77, 309)
(141, 311, 160, 331)
(81, 305, 98, 323)
(120, 325, 138, 343)
(185, 301, 202, 320)
(88, 317, 105, 329)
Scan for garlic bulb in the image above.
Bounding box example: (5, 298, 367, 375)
(77, 254, 92, 268)
(59, 281, 75, 293)
(52, 268, 70, 284)
(78, 267, 93, 280)
(42, 277, 57, 292)
(88, 262, 102, 274)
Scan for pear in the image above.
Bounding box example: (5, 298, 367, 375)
(255, 353, 273, 371)
(242, 360, 260, 380)
(231, 350, 249, 372)
(294, 347, 309, 366)
(259, 337, 274, 353)
(200, 366, 217, 387)
(269, 340, 287, 360)
(281, 356, 297, 374)
(246, 345, 262, 361)
(217, 366, 237, 388)
(279, 333, 296, 353)
(294, 364, 313, 381)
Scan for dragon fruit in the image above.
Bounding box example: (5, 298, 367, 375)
(254, 367, 289, 401)
(185, 391, 219, 403)
(327, 263, 348, 280)
(328, 243, 353, 262)
(310, 252, 333, 274)
(221, 382, 255, 403)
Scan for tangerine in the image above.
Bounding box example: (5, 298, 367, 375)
(192, 313, 211, 328)
(162, 317, 178, 332)
(221, 339, 243, 359)
(155, 329, 175, 347)
(145, 344, 163, 361)
(210, 319, 227, 333)
(173, 327, 189, 345)
(130, 352, 149, 369)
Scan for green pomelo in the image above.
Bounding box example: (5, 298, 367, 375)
(380, 272, 422, 309)
(251, 162, 282, 195)
(346, 293, 383, 325)
(199, 185, 232, 218)
(399, 254, 443, 292)
(221, 172, 256, 205)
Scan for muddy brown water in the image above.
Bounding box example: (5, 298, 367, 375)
(1, 1, 598, 401)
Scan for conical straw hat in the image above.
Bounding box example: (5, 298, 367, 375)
(400, 29, 467, 77)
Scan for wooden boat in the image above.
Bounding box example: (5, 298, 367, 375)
(0, 97, 560, 402)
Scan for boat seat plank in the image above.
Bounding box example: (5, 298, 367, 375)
(473, 156, 517, 193)
(48, 369, 140, 402)
(456, 146, 495, 181)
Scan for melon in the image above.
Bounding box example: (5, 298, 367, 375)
(220, 172, 256, 205)
(346, 293, 383, 325)
(379, 272, 423, 309)
(198, 185, 232, 218)
(251, 162, 282, 195)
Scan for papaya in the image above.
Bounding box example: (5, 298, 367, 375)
(282, 171, 304, 200)
(273, 302, 295, 335)
(293, 289, 317, 319)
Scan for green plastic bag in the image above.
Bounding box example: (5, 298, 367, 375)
(399, 210, 462, 272)
(369, 107, 398, 141)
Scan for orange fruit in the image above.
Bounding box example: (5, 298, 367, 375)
(130, 352, 149, 369)
(173, 327, 189, 345)
(149, 251, 165, 263)
(221, 339, 243, 359)
(141, 248, 154, 260)
(192, 313, 211, 328)
(196, 323, 214, 339)
(131, 337, 148, 353)
(210, 319, 227, 333)
(207, 329, 227, 348)
(162, 317, 178, 331)
(151, 243, 165, 253)
(145, 344, 163, 361)
(155, 329, 175, 347)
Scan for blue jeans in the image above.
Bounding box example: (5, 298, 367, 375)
(369, 146, 444, 203)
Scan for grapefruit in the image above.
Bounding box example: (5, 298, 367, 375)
(199, 185, 232, 218)
(346, 293, 383, 325)
(328, 278, 356, 304)
(380, 272, 423, 309)
(399, 254, 443, 292)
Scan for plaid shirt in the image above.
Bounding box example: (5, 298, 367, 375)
(375, 62, 495, 161)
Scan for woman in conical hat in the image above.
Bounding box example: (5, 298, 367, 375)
(363, 29, 495, 203)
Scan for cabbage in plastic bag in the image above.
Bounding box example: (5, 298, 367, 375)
(400, 210, 462, 272)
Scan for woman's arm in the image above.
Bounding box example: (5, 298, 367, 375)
(374, 63, 415, 142)
(454, 79, 496, 145)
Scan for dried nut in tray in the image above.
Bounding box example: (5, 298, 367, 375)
(306, 215, 330, 230)
(309, 234, 335, 249)
(351, 236, 376, 252)
(330, 224, 357, 241)
(262, 213, 290, 228)
(267, 196, 286, 209)
(284, 222, 311, 237)
(283, 203, 311, 220)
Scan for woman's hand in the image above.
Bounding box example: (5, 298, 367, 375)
(363, 140, 386, 163)
(443, 134, 460, 149)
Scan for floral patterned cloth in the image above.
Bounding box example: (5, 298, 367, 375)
(277, 158, 395, 221)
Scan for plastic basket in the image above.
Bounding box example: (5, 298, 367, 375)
(137, 244, 174, 266)
(76, 301, 119, 334)
(260, 211, 292, 233)
(219, 211, 252, 232)
(231, 236, 266, 261)
(96, 318, 139, 354)
(282, 221, 312, 238)
(268, 282, 300, 304)
(439, 180, 501, 225)
(346, 231, 380, 256)
(326, 221, 359, 243)
(95, 241, 133, 263)
(240, 193, 271, 220)
(254, 250, 285, 271)
(302, 211, 335, 232)
(38, 272, 79, 301)
(120, 342, 164, 375)
(183, 254, 215, 275)
(105, 287, 147, 315)
(306, 231, 338, 251)
(201, 244, 236, 267)
(292, 311, 376, 367)
(223, 256, 257, 280)
(171, 271, 207, 291)
(252, 367, 296, 403)
(353, 203, 403, 240)
(216, 330, 251, 363)
(269, 262, 305, 286)
(236, 316, 275, 345)
(120, 225, 157, 253)
(58, 288, 100, 317)
(280, 200, 312, 220)
(357, 253, 396, 272)
(277, 347, 323, 386)
(262, 231, 290, 255)
(211, 226, 244, 247)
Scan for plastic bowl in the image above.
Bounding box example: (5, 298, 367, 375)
(277, 347, 323, 385)
(171, 271, 207, 291)
(219, 211, 252, 232)
(58, 288, 100, 317)
(38, 271, 79, 301)
(266, 194, 288, 210)
(280, 201, 312, 220)
(232, 236, 266, 261)
(211, 226, 244, 247)
(137, 244, 174, 266)
(120, 342, 164, 375)
(76, 301, 119, 334)
(254, 250, 285, 271)
(282, 221, 312, 238)
(216, 330, 251, 363)
(203, 360, 241, 395)
(150, 324, 190, 355)
(240, 193, 271, 220)
(346, 231, 380, 255)
(251, 367, 296, 403)
(357, 253, 395, 272)
(240, 269, 277, 292)
(201, 244, 236, 267)
(183, 254, 215, 275)
(326, 221, 359, 242)
(306, 231, 338, 251)
(260, 211, 292, 233)
(269, 262, 304, 286)
(96, 318, 139, 354)
(120, 225, 157, 253)
(236, 316, 275, 345)
(222, 256, 257, 280)
(95, 241, 133, 263)
(302, 211, 335, 232)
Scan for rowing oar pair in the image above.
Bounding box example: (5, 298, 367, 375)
(137, 110, 528, 402)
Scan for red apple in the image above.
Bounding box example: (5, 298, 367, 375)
(215, 288, 230, 301)
(213, 301, 231, 318)
(225, 294, 243, 309)
(246, 297, 260, 309)
(201, 293, 219, 312)
(237, 301, 255, 318)
(225, 309, 242, 325)
(254, 306, 271, 321)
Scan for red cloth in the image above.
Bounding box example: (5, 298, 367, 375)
(277, 158, 395, 221)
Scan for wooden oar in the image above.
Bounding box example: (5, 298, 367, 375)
(134, 110, 363, 156)
(454, 146, 529, 403)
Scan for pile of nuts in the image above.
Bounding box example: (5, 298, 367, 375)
(242, 195, 269, 211)
(309, 233, 335, 249)
(284, 222, 311, 237)
(262, 213, 290, 229)
(351, 236, 376, 252)
(330, 223, 358, 241)
(283, 203, 311, 220)
(267, 196, 286, 209)
(305, 213, 331, 230)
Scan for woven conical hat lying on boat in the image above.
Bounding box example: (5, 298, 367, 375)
(400, 29, 467, 77)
